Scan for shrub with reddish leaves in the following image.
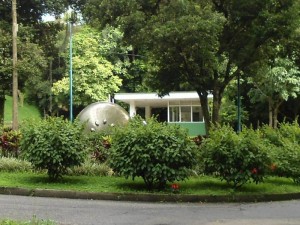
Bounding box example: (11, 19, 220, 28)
(87, 131, 112, 163)
(171, 183, 180, 193)
(191, 135, 207, 146)
(0, 128, 21, 158)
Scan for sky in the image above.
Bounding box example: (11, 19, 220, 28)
(42, 14, 55, 22)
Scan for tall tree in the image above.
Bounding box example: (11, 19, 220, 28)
(82, 0, 225, 132)
(213, 0, 300, 124)
(0, 0, 70, 24)
(0, 0, 69, 123)
(0, 27, 11, 124)
(79, 0, 300, 132)
(0, 23, 49, 124)
(12, 0, 18, 129)
(52, 26, 125, 110)
(248, 57, 300, 128)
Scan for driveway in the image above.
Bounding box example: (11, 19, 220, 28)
(1, 194, 300, 225)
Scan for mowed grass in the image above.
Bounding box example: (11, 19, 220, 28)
(0, 218, 56, 225)
(0, 172, 299, 196)
(4, 96, 41, 124)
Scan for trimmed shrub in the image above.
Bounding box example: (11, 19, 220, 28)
(20, 117, 87, 181)
(200, 125, 270, 188)
(109, 116, 198, 189)
(262, 122, 300, 183)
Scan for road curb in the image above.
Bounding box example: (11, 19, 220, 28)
(1, 186, 300, 203)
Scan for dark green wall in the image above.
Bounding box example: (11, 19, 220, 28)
(169, 122, 206, 136)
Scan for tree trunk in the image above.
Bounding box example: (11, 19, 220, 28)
(0, 94, 5, 126)
(12, 0, 18, 130)
(212, 87, 222, 124)
(49, 59, 53, 115)
(268, 98, 273, 128)
(273, 101, 283, 128)
(273, 107, 278, 128)
(196, 90, 210, 134)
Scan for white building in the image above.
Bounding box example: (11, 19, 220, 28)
(114, 91, 212, 136)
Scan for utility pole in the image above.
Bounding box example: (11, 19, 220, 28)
(12, 0, 18, 130)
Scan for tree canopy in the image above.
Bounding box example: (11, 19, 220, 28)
(0, 0, 69, 123)
(2, 0, 300, 128)
(79, 0, 300, 132)
(249, 57, 300, 128)
(52, 26, 124, 108)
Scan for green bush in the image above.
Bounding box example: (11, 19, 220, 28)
(278, 121, 300, 142)
(200, 125, 270, 188)
(0, 127, 21, 158)
(0, 157, 32, 172)
(262, 122, 300, 183)
(109, 116, 198, 189)
(20, 117, 87, 181)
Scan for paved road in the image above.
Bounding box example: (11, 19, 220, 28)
(1, 194, 300, 225)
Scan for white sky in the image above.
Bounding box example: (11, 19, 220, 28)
(42, 14, 55, 22)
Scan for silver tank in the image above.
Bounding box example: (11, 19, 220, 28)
(77, 102, 129, 132)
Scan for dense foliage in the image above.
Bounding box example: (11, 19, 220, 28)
(80, 0, 300, 129)
(20, 117, 87, 180)
(109, 116, 198, 189)
(249, 57, 300, 128)
(262, 122, 300, 183)
(200, 125, 271, 188)
(52, 26, 125, 108)
(2, 116, 300, 190)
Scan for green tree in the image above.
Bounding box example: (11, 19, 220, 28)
(0, 0, 70, 123)
(79, 0, 300, 132)
(217, 0, 300, 127)
(0, 27, 11, 123)
(27, 22, 65, 116)
(52, 26, 124, 108)
(0, 24, 48, 124)
(248, 57, 300, 128)
(82, 0, 225, 132)
(0, 0, 70, 24)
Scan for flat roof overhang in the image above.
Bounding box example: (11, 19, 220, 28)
(114, 91, 213, 108)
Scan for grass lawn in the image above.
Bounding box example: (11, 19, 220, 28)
(0, 218, 56, 225)
(4, 96, 41, 124)
(0, 172, 299, 196)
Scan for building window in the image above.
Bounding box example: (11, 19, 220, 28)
(169, 106, 180, 122)
(181, 106, 191, 122)
(169, 105, 204, 122)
